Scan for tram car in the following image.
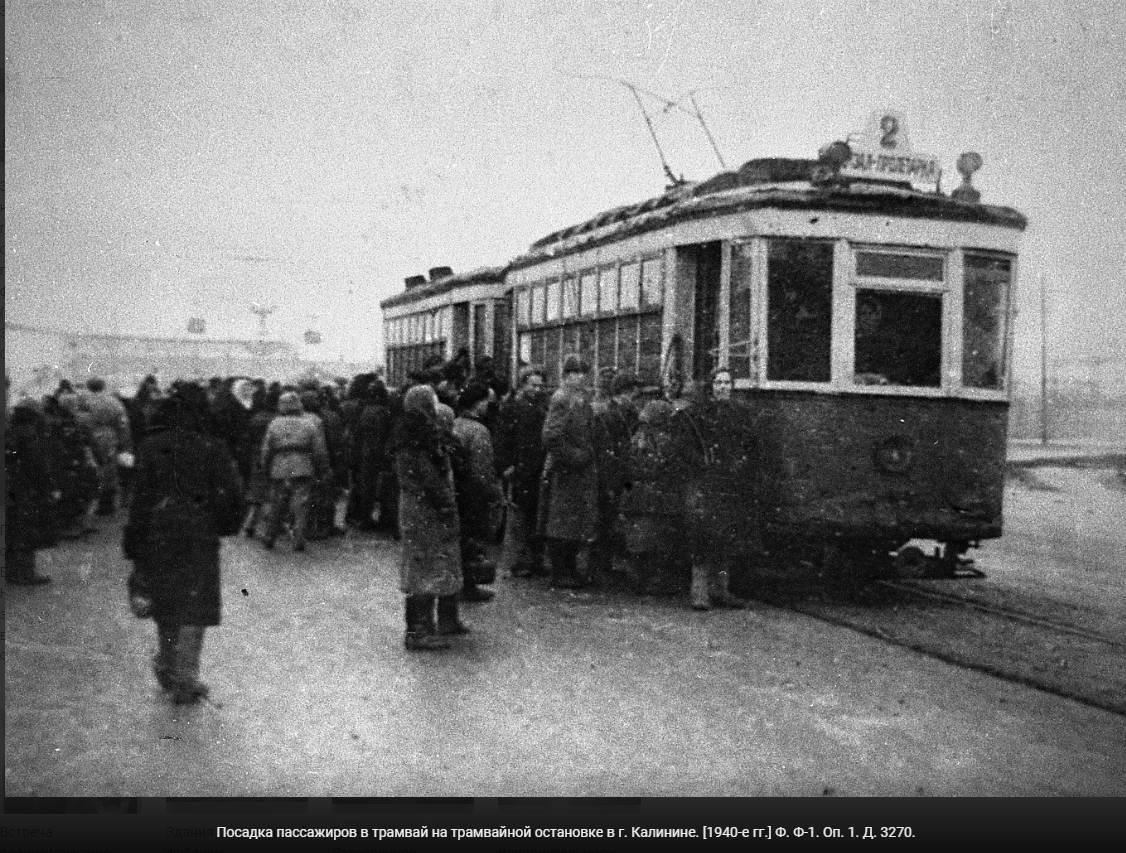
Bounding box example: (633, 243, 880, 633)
(381, 112, 1026, 576)
(381, 265, 511, 388)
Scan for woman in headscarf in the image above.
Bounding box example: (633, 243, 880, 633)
(122, 383, 244, 704)
(392, 384, 465, 650)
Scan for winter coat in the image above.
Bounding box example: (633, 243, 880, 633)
(123, 425, 244, 625)
(351, 402, 393, 486)
(5, 405, 58, 552)
(592, 395, 636, 496)
(260, 413, 329, 480)
(453, 414, 503, 539)
(395, 441, 462, 596)
(676, 397, 761, 554)
(82, 390, 132, 460)
(494, 392, 548, 510)
(619, 407, 694, 555)
(45, 408, 100, 523)
(209, 391, 252, 481)
(244, 408, 275, 503)
(537, 385, 599, 543)
(319, 407, 349, 486)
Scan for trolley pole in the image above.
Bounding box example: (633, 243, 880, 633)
(1040, 272, 1049, 446)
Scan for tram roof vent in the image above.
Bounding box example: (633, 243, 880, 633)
(428, 266, 454, 282)
(404, 275, 428, 288)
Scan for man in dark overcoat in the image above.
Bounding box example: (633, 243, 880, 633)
(495, 366, 549, 577)
(123, 386, 244, 704)
(538, 354, 599, 589)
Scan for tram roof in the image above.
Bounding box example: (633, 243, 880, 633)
(381, 264, 508, 310)
(511, 158, 1028, 270)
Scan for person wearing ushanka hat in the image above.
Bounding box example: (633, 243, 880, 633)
(258, 391, 329, 551)
(537, 353, 599, 589)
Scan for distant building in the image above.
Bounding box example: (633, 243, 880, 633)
(4, 322, 373, 398)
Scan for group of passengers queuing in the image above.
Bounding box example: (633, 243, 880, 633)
(6, 353, 759, 692)
(5, 376, 135, 585)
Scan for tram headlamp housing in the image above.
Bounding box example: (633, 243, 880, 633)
(874, 436, 914, 474)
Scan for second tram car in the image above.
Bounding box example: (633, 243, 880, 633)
(381, 113, 1027, 576)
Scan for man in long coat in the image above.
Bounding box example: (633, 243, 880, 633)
(538, 354, 599, 589)
(123, 386, 244, 704)
(495, 366, 549, 577)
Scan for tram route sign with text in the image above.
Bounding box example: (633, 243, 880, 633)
(840, 110, 941, 187)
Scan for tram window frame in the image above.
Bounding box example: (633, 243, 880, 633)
(849, 245, 948, 393)
(598, 266, 618, 315)
(515, 287, 531, 329)
(530, 283, 546, 327)
(962, 252, 1014, 392)
(640, 255, 663, 308)
(561, 275, 579, 319)
(546, 279, 562, 323)
(763, 238, 835, 385)
(580, 271, 598, 316)
(619, 261, 641, 312)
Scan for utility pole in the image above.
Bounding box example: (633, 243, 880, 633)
(1040, 272, 1049, 446)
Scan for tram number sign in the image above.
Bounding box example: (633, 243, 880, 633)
(840, 110, 940, 186)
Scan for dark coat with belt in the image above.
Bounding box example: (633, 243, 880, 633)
(5, 404, 58, 552)
(537, 385, 599, 543)
(123, 417, 244, 626)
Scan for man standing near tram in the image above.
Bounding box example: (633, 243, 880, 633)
(678, 368, 755, 610)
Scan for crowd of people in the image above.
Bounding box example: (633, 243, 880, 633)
(6, 354, 761, 702)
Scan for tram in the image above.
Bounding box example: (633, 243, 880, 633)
(381, 112, 1026, 575)
(381, 265, 510, 388)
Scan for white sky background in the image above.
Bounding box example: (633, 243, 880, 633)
(5, 0, 1125, 380)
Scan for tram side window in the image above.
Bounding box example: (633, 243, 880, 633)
(854, 291, 942, 387)
(963, 254, 1011, 390)
(729, 244, 753, 379)
(766, 240, 832, 382)
(515, 288, 530, 327)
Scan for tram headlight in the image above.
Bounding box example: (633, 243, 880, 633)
(874, 436, 914, 474)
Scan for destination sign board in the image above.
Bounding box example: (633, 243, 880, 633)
(840, 110, 940, 186)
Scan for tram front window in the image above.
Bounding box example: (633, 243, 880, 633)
(854, 290, 942, 387)
(766, 239, 833, 382)
(963, 254, 1012, 390)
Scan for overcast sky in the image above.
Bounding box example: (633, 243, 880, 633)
(6, 0, 1125, 381)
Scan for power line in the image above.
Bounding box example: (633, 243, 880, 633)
(557, 70, 729, 182)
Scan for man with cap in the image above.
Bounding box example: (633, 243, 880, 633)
(538, 354, 599, 589)
(258, 391, 329, 551)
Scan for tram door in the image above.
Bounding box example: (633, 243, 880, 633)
(683, 241, 722, 382)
